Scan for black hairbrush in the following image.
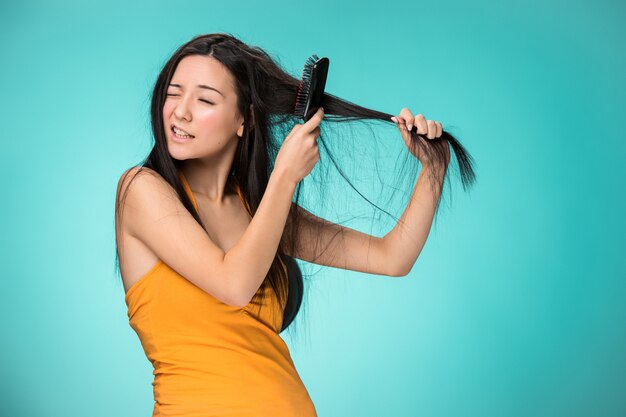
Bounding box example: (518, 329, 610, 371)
(294, 54, 330, 122)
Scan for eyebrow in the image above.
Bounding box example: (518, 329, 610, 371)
(168, 83, 224, 97)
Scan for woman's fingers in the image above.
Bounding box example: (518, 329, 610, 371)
(427, 119, 438, 139)
(398, 108, 415, 131)
(390, 108, 444, 140)
(413, 114, 427, 136)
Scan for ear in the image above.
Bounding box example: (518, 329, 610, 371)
(237, 104, 255, 138)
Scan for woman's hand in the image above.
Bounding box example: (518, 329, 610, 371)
(274, 107, 324, 185)
(391, 108, 449, 170)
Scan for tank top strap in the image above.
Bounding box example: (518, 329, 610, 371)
(232, 177, 253, 218)
(178, 171, 199, 211)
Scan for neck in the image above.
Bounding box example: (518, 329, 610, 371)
(180, 161, 235, 206)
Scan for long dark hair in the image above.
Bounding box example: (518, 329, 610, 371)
(114, 32, 476, 338)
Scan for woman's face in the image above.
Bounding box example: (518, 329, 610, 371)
(163, 55, 243, 160)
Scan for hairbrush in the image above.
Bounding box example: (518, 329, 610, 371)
(294, 54, 330, 122)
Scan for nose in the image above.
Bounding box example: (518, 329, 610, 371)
(173, 95, 192, 121)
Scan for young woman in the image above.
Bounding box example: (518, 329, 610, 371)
(115, 33, 474, 417)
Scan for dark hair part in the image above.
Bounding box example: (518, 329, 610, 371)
(114, 32, 476, 338)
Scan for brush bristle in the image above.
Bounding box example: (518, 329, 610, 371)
(294, 54, 320, 118)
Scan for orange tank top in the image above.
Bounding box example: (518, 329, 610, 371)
(125, 171, 317, 417)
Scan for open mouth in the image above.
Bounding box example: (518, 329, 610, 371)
(171, 125, 195, 139)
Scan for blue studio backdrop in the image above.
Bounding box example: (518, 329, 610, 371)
(1, 1, 624, 416)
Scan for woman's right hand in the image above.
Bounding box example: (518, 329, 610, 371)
(274, 107, 324, 185)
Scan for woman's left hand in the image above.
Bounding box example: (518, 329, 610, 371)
(391, 108, 448, 169)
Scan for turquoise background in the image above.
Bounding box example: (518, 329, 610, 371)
(2, 0, 625, 416)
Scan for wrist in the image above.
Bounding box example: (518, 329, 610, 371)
(271, 166, 298, 191)
(421, 163, 447, 177)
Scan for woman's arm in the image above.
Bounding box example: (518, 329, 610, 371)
(119, 167, 296, 308)
(382, 166, 444, 276)
(281, 202, 395, 276)
(281, 166, 443, 277)
(224, 170, 297, 305)
(282, 109, 446, 277)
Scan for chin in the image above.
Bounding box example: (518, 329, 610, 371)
(167, 147, 194, 161)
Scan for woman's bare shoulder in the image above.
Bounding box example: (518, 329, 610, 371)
(118, 166, 161, 186)
(116, 166, 173, 200)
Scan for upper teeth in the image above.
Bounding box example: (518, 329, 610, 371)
(173, 126, 192, 136)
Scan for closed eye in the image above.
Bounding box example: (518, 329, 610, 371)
(166, 94, 214, 105)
